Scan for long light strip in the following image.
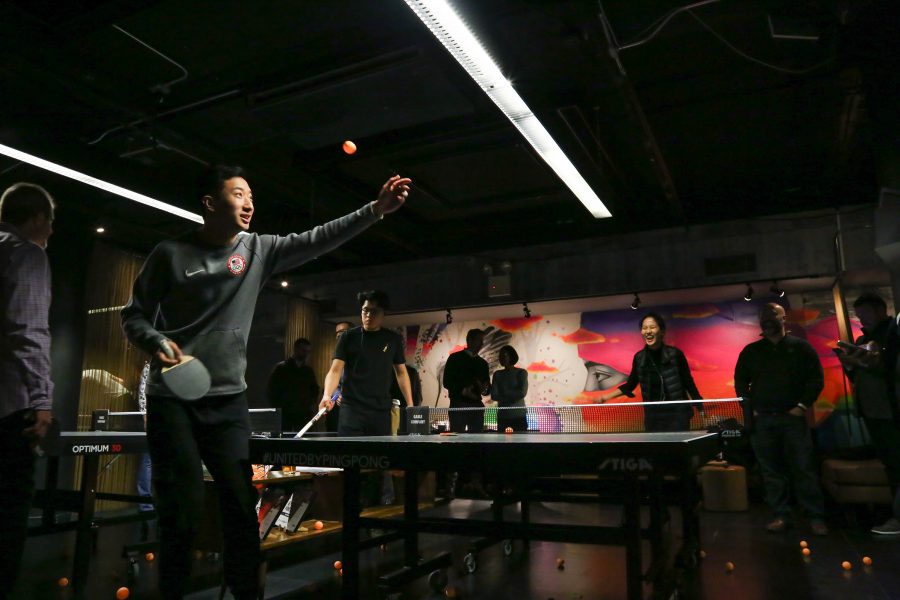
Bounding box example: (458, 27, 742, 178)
(403, 0, 612, 218)
(0, 143, 203, 223)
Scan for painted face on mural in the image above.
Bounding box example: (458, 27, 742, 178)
(641, 317, 663, 348)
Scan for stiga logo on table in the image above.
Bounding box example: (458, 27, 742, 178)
(597, 457, 653, 472)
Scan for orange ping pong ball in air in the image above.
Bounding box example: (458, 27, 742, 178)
(863, 556, 873, 566)
(842, 561, 852, 571)
(802, 548, 811, 557)
(58, 577, 69, 587)
(314, 520, 324, 530)
(116, 587, 130, 600)
(342, 140, 357, 155)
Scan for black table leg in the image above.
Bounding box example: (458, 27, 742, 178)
(623, 473, 642, 600)
(342, 466, 361, 600)
(404, 470, 419, 567)
(72, 455, 99, 600)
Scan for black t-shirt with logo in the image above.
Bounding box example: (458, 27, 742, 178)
(334, 326, 405, 411)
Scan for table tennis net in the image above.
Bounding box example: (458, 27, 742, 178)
(412, 398, 745, 434)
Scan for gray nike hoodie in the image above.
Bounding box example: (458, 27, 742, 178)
(121, 203, 379, 397)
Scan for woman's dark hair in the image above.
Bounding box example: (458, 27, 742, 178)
(499, 345, 519, 365)
(640, 312, 666, 332)
(197, 165, 247, 202)
(357, 289, 390, 310)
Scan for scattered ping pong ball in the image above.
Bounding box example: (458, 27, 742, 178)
(334, 560, 342, 570)
(505, 427, 513, 434)
(842, 561, 852, 571)
(556, 558, 565, 569)
(58, 577, 69, 587)
(725, 561, 735, 573)
(314, 521, 324, 530)
(342, 140, 357, 155)
(699, 550, 706, 559)
(116, 587, 130, 600)
(799, 540, 808, 548)
(145, 552, 155, 562)
(802, 548, 811, 556)
(863, 556, 873, 566)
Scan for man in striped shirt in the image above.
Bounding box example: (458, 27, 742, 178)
(0, 182, 55, 599)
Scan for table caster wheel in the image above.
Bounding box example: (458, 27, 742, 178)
(502, 540, 513, 557)
(428, 569, 448, 592)
(464, 552, 477, 573)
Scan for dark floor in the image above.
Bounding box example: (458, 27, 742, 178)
(12, 499, 900, 600)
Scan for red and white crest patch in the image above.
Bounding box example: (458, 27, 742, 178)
(227, 254, 247, 276)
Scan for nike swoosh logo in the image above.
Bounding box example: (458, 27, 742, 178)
(184, 268, 206, 277)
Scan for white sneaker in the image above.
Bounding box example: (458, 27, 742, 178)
(871, 518, 900, 535)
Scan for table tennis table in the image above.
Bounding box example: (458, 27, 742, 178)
(45, 427, 721, 600)
(252, 430, 721, 600)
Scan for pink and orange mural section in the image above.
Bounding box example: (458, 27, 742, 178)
(398, 298, 855, 431)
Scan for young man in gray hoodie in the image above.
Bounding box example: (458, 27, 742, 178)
(121, 166, 410, 600)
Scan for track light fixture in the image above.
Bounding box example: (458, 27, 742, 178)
(522, 302, 531, 318)
(743, 283, 754, 302)
(770, 281, 785, 298)
(630, 293, 641, 310)
(446, 309, 453, 324)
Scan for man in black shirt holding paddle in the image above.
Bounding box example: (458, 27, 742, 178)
(320, 290, 414, 434)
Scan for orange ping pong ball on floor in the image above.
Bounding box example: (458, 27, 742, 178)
(505, 427, 513, 434)
(799, 540, 808, 548)
(58, 577, 69, 587)
(556, 558, 565, 569)
(145, 552, 155, 561)
(802, 548, 811, 556)
(342, 140, 357, 155)
(842, 561, 852, 571)
(314, 520, 324, 530)
(863, 556, 873, 566)
(116, 587, 130, 600)
(334, 560, 342, 570)
(725, 562, 735, 572)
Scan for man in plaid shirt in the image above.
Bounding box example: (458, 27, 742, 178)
(0, 182, 56, 599)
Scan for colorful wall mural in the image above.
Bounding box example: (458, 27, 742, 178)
(396, 296, 859, 428)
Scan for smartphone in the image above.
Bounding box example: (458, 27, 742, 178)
(836, 340, 868, 352)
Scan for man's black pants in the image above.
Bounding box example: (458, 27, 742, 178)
(0, 410, 36, 600)
(147, 393, 259, 600)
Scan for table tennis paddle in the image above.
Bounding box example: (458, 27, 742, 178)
(159, 340, 211, 401)
(294, 406, 327, 438)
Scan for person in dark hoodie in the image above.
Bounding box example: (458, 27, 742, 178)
(598, 312, 703, 432)
(121, 165, 410, 600)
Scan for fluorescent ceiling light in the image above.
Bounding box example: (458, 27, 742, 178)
(403, 0, 612, 218)
(0, 142, 203, 223)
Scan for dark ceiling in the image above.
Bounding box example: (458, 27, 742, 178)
(0, 0, 894, 277)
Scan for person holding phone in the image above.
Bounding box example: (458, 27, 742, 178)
(836, 293, 900, 535)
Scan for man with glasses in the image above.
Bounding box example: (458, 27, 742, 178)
(320, 290, 413, 435)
